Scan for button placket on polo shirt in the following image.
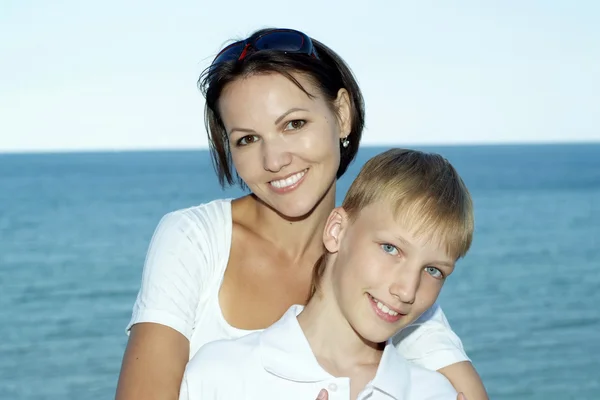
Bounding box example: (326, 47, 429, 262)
(356, 383, 375, 400)
(325, 377, 350, 400)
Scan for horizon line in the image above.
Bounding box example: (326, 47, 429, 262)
(1, 139, 598, 156)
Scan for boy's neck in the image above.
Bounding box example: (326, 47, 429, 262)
(297, 289, 384, 375)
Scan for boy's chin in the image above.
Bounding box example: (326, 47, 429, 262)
(356, 326, 401, 347)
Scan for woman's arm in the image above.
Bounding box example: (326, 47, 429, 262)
(393, 304, 489, 400)
(115, 203, 229, 400)
(438, 361, 488, 400)
(115, 323, 189, 400)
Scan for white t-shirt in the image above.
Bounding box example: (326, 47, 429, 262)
(126, 199, 469, 371)
(179, 305, 458, 400)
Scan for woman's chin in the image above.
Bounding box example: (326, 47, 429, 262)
(264, 197, 324, 221)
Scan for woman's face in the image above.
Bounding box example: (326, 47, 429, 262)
(218, 72, 351, 218)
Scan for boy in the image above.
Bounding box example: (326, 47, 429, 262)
(180, 148, 474, 400)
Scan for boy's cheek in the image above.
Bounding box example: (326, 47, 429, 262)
(414, 286, 443, 315)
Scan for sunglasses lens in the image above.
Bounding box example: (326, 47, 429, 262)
(212, 42, 245, 65)
(254, 31, 307, 52)
(211, 30, 313, 68)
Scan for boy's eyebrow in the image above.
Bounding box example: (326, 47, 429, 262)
(392, 232, 455, 268)
(393, 234, 412, 248)
(433, 261, 455, 268)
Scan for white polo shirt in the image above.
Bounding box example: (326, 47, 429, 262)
(179, 305, 458, 400)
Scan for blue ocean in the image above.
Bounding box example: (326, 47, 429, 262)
(0, 144, 598, 400)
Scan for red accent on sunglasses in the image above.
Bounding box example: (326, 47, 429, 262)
(211, 28, 318, 67)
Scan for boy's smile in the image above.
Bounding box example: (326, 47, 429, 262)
(367, 293, 406, 323)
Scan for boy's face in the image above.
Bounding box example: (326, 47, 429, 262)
(323, 200, 456, 344)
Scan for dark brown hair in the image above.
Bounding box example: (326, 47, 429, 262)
(198, 28, 365, 188)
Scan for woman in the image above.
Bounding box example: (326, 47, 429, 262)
(115, 28, 488, 400)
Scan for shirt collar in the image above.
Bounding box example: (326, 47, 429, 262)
(369, 341, 411, 400)
(259, 304, 331, 382)
(259, 305, 411, 400)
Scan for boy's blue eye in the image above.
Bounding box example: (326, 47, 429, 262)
(380, 244, 399, 256)
(425, 266, 443, 279)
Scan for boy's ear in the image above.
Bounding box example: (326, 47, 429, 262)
(323, 207, 349, 253)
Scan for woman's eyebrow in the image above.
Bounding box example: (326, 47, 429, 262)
(274, 108, 308, 125)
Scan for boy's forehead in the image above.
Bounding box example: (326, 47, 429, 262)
(354, 199, 395, 218)
(352, 201, 454, 259)
(356, 198, 431, 227)
(354, 199, 413, 225)
(352, 201, 411, 233)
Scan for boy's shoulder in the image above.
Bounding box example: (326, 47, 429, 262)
(181, 332, 263, 399)
(186, 331, 262, 377)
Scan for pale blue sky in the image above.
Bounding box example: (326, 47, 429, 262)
(1, 1, 598, 152)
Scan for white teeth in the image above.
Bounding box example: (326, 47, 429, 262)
(270, 170, 306, 189)
(372, 295, 399, 316)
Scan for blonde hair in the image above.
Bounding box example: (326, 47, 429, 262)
(310, 148, 474, 298)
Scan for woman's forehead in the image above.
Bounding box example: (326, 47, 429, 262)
(218, 73, 325, 124)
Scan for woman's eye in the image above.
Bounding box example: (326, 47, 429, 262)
(237, 135, 259, 146)
(425, 266, 443, 279)
(284, 120, 306, 131)
(380, 244, 399, 256)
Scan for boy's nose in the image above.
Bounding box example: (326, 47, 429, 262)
(389, 268, 421, 305)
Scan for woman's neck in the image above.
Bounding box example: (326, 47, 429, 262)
(242, 183, 337, 263)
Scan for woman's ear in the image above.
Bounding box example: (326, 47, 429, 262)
(323, 207, 349, 253)
(334, 88, 352, 138)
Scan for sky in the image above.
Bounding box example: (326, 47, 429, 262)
(0, 0, 598, 152)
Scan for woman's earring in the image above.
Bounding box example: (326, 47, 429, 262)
(341, 136, 350, 148)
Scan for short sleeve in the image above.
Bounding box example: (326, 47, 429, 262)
(126, 201, 231, 340)
(179, 374, 190, 400)
(392, 303, 470, 371)
(409, 365, 457, 400)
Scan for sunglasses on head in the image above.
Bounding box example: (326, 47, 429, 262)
(211, 28, 319, 67)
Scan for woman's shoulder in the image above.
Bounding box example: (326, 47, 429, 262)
(152, 198, 234, 240)
(166, 198, 233, 225)
(146, 197, 235, 268)
(125, 198, 235, 339)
